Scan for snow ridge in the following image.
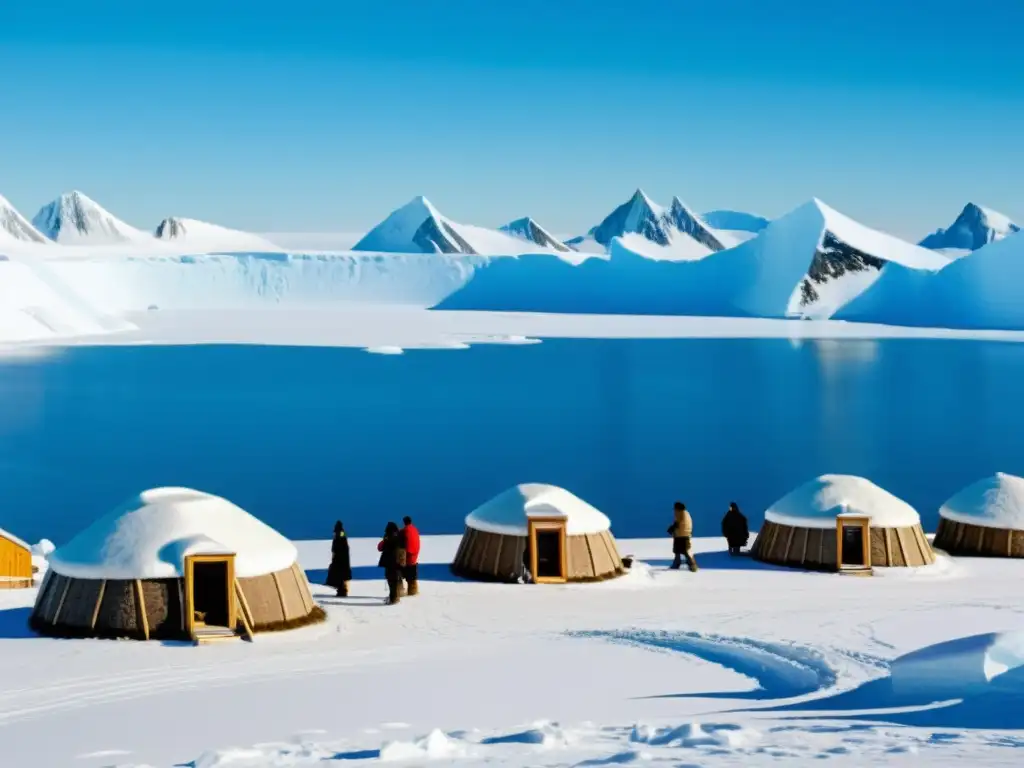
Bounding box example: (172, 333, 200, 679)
(155, 216, 284, 253)
(0, 194, 49, 244)
(920, 203, 1020, 252)
(32, 190, 146, 245)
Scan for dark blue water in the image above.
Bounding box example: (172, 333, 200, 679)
(1, 337, 1023, 545)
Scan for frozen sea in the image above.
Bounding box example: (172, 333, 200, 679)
(2, 335, 1023, 544)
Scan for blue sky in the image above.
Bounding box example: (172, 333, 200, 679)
(1, 0, 1022, 240)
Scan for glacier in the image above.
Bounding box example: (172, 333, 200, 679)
(838, 229, 1024, 330)
(439, 199, 948, 319)
(43, 251, 485, 312)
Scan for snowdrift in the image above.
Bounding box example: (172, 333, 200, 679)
(155, 216, 284, 253)
(838, 230, 1024, 329)
(0, 251, 133, 342)
(439, 199, 946, 319)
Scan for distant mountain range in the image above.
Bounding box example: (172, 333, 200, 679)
(439, 198, 950, 319)
(2, 187, 1022, 330)
(0, 190, 287, 253)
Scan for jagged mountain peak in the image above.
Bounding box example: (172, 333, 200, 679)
(919, 202, 1019, 252)
(32, 191, 144, 244)
(500, 217, 570, 253)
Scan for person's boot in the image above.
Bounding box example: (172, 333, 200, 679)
(408, 581, 419, 596)
(396, 580, 406, 598)
(687, 556, 699, 573)
(670, 554, 681, 570)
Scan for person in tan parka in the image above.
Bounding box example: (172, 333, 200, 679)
(667, 501, 698, 572)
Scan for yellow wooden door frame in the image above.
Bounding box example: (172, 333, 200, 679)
(835, 516, 872, 571)
(528, 517, 568, 584)
(184, 553, 237, 637)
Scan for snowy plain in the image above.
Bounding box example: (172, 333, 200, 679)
(2, 535, 1024, 767)
(11, 308, 1024, 358)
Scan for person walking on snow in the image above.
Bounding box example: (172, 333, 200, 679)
(721, 502, 749, 556)
(667, 501, 698, 572)
(326, 520, 352, 597)
(401, 516, 421, 596)
(377, 521, 403, 605)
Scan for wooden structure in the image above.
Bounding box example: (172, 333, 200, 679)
(751, 475, 936, 573)
(933, 518, 1024, 558)
(528, 517, 569, 583)
(835, 515, 873, 575)
(452, 483, 626, 583)
(0, 529, 33, 589)
(29, 487, 324, 642)
(31, 560, 320, 642)
(753, 517, 934, 571)
(933, 473, 1024, 558)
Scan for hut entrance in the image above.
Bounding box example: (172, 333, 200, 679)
(528, 518, 567, 584)
(836, 517, 872, 574)
(184, 554, 237, 640)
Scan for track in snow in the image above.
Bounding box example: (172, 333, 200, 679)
(573, 629, 887, 702)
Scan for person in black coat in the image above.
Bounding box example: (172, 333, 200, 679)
(722, 502, 749, 555)
(377, 521, 402, 605)
(326, 520, 352, 597)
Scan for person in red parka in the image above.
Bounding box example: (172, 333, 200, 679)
(401, 516, 421, 596)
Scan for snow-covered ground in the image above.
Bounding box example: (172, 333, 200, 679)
(11, 307, 1024, 354)
(2, 535, 1023, 766)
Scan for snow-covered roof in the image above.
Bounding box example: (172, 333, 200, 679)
(48, 487, 298, 580)
(465, 484, 612, 537)
(764, 475, 921, 530)
(0, 526, 30, 551)
(939, 473, 1024, 531)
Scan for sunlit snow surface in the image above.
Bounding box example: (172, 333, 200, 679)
(3, 535, 1024, 766)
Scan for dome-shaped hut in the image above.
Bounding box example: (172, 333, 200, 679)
(31, 488, 324, 643)
(933, 473, 1024, 557)
(751, 475, 935, 572)
(0, 527, 32, 589)
(452, 484, 625, 583)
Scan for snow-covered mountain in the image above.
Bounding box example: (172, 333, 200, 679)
(714, 198, 949, 318)
(0, 194, 49, 245)
(919, 203, 1019, 253)
(839, 229, 1024, 330)
(702, 209, 770, 235)
(566, 189, 736, 258)
(32, 191, 147, 245)
(155, 217, 283, 253)
(438, 198, 948, 319)
(354, 197, 563, 256)
(500, 217, 570, 253)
